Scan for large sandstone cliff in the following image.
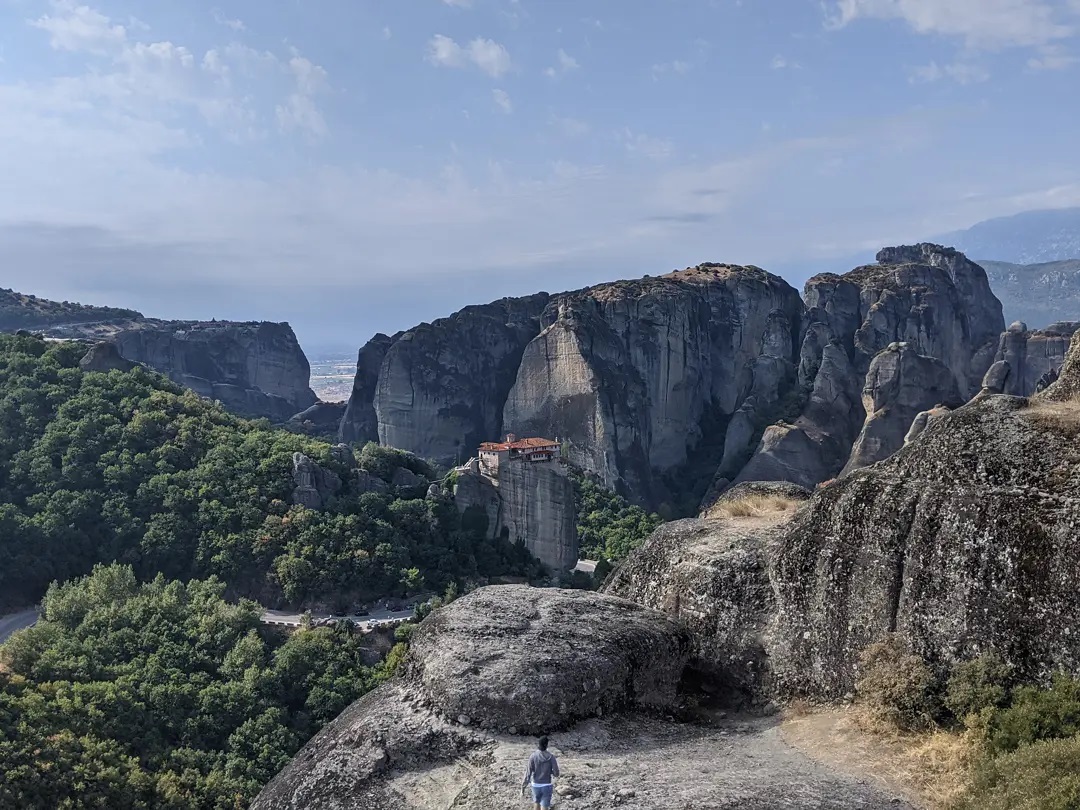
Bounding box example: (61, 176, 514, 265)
(607, 328, 1080, 701)
(342, 266, 803, 509)
(341, 296, 550, 465)
(453, 458, 578, 571)
(58, 319, 317, 421)
(503, 265, 803, 504)
(735, 244, 1004, 489)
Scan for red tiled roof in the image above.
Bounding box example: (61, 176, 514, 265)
(479, 437, 559, 452)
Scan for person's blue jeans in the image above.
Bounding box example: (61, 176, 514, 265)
(531, 783, 553, 808)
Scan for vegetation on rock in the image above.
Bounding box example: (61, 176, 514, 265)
(0, 288, 140, 332)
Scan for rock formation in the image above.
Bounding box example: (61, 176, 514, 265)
(288, 401, 348, 437)
(52, 319, 317, 421)
(343, 266, 803, 509)
(351, 296, 551, 465)
(736, 244, 1004, 489)
(454, 455, 578, 571)
(608, 329, 1080, 702)
(253, 586, 908, 810)
(338, 333, 396, 446)
(987, 320, 1079, 397)
(502, 266, 804, 503)
(841, 342, 962, 474)
(290, 452, 343, 510)
(78, 342, 138, 373)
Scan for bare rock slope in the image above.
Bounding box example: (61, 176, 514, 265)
(608, 328, 1080, 703)
(253, 586, 909, 810)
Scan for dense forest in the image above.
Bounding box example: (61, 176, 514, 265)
(569, 469, 663, 565)
(0, 333, 541, 611)
(0, 288, 140, 332)
(0, 564, 405, 808)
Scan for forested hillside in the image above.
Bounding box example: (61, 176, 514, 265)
(0, 564, 404, 808)
(0, 288, 140, 332)
(0, 333, 540, 610)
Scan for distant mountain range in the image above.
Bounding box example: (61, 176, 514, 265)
(942, 207, 1080, 265)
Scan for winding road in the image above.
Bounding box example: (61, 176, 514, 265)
(0, 609, 40, 645)
(260, 607, 415, 631)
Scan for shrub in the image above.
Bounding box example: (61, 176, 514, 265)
(957, 735, 1080, 810)
(986, 674, 1080, 755)
(945, 653, 1014, 721)
(708, 494, 801, 520)
(855, 634, 939, 730)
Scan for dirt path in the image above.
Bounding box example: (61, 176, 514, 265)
(780, 708, 971, 810)
(389, 712, 915, 809)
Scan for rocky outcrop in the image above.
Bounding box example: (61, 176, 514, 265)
(53, 319, 317, 421)
(604, 517, 781, 700)
(338, 333, 396, 446)
(288, 401, 348, 437)
(607, 330, 1080, 702)
(253, 586, 907, 810)
(841, 342, 962, 474)
(367, 296, 550, 466)
(454, 459, 578, 571)
(715, 480, 811, 506)
(988, 320, 1079, 397)
(291, 452, 342, 510)
(78, 342, 137, 373)
(407, 586, 692, 732)
(502, 266, 803, 503)
(736, 245, 1004, 489)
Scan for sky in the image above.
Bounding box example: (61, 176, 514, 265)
(2, 0, 1080, 352)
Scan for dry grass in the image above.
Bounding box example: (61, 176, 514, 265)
(782, 706, 977, 810)
(1023, 397, 1080, 438)
(708, 494, 802, 520)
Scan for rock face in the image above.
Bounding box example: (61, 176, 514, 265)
(841, 342, 963, 474)
(78, 342, 137, 373)
(989, 320, 1079, 396)
(454, 458, 578, 571)
(291, 452, 343, 510)
(608, 330, 1080, 701)
(253, 585, 907, 810)
(736, 244, 1004, 489)
(361, 296, 551, 466)
(604, 517, 781, 700)
(53, 319, 317, 421)
(408, 586, 692, 732)
(502, 266, 804, 503)
(338, 333, 396, 446)
(110, 321, 317, 421)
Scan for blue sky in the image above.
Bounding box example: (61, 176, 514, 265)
(2, 0, 1080, 349)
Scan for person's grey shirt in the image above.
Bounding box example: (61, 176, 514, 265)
(522, 750, 559, 787)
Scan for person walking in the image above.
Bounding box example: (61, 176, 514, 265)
(521, 736, 560, 808)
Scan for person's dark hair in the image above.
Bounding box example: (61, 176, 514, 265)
(538, 736, 549, 751)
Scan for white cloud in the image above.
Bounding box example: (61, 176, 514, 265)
(544, 48, 579, 77)
(771, 54, 803, 70)
(31, 0, 127, 55)
(651, 60, 690, 80)
(442, 0, 473, 6)
(828, 0, 1075, 49)
(910, 60, 990, 83)
(427, 34, 511, 77)
(18, 1, 329, 141)
(382, 26, 392, 40)
(621, 129, 674, 161)
(1027, 43, 1078, 69)
(492, 88, 512, 113)
(212, 9, 245, 32)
